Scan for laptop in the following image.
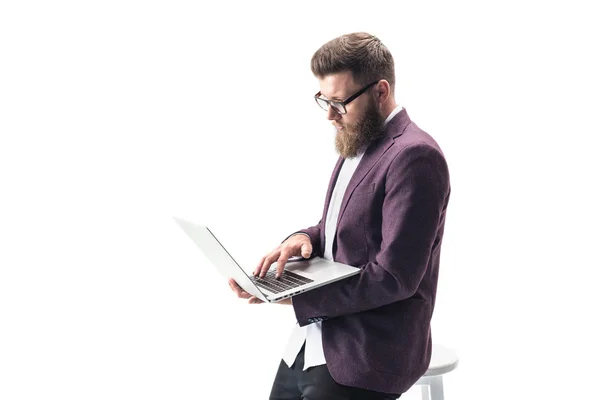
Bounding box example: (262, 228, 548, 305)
(173, 217, 361, 303)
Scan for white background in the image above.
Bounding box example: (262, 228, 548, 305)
(1, 1, 599, 399)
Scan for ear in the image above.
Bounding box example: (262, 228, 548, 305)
(373, 80, 391, 104)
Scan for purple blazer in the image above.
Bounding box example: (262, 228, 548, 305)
(291, 108, 451, 394)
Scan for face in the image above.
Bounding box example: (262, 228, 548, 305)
(317, 71, 385, 158)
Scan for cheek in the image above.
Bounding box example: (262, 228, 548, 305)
(341, 115, 357, 127)
(343, 108, 364, 127)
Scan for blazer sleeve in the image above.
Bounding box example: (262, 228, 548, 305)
(292, 143, 450, 326)
(282, 220, 324, 258)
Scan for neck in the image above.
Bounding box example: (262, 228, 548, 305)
(380, 100, 398, 120)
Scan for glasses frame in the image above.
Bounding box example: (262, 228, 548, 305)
(314, 81, 379, 115)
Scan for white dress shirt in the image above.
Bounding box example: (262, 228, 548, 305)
(282, 105, 404, 370)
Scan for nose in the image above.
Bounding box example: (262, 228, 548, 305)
(327, 106, 341, 121)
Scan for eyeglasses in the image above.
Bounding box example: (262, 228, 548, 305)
(314, 81, 379, 115)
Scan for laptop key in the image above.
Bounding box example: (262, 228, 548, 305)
(250, 270, 313, 294)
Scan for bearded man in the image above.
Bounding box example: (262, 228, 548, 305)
(229, 32, 451, 400)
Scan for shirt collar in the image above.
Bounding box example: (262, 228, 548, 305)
(384, 105, 404, 126)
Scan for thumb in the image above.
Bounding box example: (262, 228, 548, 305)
(301, 243, 312, 259)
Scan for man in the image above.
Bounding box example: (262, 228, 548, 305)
(229, 32, 450, 400)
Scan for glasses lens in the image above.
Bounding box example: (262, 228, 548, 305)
(315, 98, 346, 114)
(315, 97, 329, 111)
(331, 102, 346, 115)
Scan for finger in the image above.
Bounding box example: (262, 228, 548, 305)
(254, 255, 267, 276)
(248, 296, 264, 305)
(275, 250, 292, 279)
(259, 249, 280, 278)
(228, 278, 239, 293)
(259, 259, 271, 278)
(239, 291, 252, 299)
(228, 278, 244, 296)
(228, 278, 252, 299)
(300, 243, 312, 259)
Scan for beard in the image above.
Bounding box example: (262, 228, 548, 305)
(334, 100, 385, 159)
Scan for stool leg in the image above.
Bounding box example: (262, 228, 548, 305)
(421, 384, 430, 400)
(429, 376, 444, 400)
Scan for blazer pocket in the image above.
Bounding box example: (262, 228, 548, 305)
(352, 182, 375, 196)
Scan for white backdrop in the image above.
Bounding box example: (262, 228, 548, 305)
(1, 1, 599, 399)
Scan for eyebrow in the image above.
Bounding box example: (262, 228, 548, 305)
(319, 93, 345, 102)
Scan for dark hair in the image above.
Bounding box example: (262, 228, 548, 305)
(311, 32, 395, 91)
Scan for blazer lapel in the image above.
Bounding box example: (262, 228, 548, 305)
(334, 136, 393, 231)
(335, 109, 412, 230)
(321, 157, 344, 255)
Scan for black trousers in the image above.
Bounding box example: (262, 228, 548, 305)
(269, 345, 401, 400)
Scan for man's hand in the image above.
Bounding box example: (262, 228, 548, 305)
(228, 278, 291, 305)
(254, 234, 313, 279)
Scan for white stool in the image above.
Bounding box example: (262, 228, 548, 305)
(414, 344, 459, 400)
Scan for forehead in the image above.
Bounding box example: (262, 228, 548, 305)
(318, 71, 359, 100)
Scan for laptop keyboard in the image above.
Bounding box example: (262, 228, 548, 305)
(250, 270, 314, 294)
